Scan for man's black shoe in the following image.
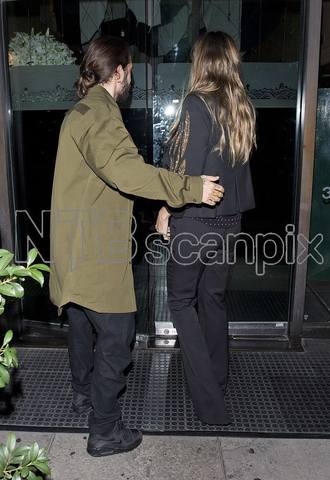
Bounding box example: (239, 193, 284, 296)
(72, 391, 92, 415)
(87, 420, 143, 457)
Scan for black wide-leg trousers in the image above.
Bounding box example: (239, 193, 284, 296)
(66, 305, 135, 434)
(167, 216, 240, 424)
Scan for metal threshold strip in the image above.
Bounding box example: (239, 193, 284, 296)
(155, 321, 288, 337)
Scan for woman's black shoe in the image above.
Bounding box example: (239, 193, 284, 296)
(87, 420, 143, 457)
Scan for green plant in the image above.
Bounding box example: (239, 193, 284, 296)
(0, 330, 17, 389)
(0, 248, 51, 479)
(9, 28, 76, 66)
(0, 433, 50, 479)
(0, 248, 49, 387)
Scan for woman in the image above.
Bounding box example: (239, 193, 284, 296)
(156, 31, 256, 425)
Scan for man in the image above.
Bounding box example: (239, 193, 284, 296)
(49, 35, 223, 457)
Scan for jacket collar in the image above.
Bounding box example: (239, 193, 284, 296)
(86, 84, 117, 106)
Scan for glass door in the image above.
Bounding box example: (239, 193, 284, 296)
(2, 0, 153, 342)
(150, 0, 304, 338)
(1, 0, 308, 343)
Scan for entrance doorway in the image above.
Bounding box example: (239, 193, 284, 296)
(0, 0, 318, 344)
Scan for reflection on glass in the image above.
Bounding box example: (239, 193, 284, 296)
(4, 1, 153, 331)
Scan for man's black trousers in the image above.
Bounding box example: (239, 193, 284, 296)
(66, 305, 135, 434)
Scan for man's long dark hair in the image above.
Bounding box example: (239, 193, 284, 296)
(76, 36, 130, 98)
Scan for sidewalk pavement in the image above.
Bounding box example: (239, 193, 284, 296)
(0, 431, 329, 480)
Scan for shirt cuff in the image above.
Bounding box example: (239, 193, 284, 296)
(186, 176, 203, 204)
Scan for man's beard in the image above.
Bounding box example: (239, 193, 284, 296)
(117, 78, 132, 104)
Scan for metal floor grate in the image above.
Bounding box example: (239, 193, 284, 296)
(1, 348, 330, 437)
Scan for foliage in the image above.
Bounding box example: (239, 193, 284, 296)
(0, 433, 50, 480)
(9, 28, 75, 66)
(0, 248, 50, 387)
(0, 248, 50, 313)
(0, 330, 17, 389)
(0, 249, 51, 479)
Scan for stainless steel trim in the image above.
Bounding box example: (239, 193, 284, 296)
(289, 0, 323, 338)
(0, 1, 15, 250)
(155, 321, 177, 336)
(155, 321, 288, 337)
(229, 322, 287, 337)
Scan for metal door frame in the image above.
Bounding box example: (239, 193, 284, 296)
(288, 0, 323, 340)
(0, 0, 15, 252)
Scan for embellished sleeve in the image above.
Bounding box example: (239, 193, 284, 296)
(166, 94, 211, 176)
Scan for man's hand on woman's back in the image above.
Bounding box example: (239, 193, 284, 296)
(201, 176, 224, 206)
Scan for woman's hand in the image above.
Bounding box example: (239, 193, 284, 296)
(201, 175, 224, 205)
(155, 207, 171, 240)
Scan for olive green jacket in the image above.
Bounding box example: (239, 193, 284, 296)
(49, 85, 203, 313)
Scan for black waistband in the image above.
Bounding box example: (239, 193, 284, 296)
(191, 213, 242, 228)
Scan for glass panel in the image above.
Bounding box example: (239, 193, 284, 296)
(6, 0, 70, 329)
(304, 0, 330, 328)
(2, 0, 305, 340)
(151, 0, 303, 335)
(4, 0, 152, 336)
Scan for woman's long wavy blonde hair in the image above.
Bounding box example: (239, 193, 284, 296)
(169, 31, 256, 165)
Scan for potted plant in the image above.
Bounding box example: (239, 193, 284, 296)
(8, 28, 79, 111)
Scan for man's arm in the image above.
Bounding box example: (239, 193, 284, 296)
(78, 109, 203, 209)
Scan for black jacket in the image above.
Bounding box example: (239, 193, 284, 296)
(163, 94, 255, 217)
